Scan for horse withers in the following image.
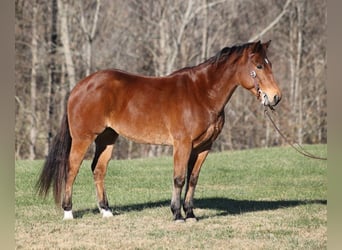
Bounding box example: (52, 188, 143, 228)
(37, 40, 281, 221)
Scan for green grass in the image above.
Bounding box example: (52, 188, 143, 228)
(15, 145, 327, 249)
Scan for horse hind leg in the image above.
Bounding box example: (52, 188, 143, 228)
(91, 127, 118, 218)
(63, 138, 93, 220)
(92, 145, 114, 218)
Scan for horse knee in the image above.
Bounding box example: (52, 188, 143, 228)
(174, 175, 185, 188)
(189, 174, 199, 187)
(93, 168, 105, 179)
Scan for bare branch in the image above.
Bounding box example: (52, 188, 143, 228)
(248, 0, 292, 42)
(90, 0, 101, 39)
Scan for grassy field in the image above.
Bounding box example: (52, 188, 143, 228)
(15, 145, 327, 249)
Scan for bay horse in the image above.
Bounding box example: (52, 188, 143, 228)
(37, 40, 281, 221)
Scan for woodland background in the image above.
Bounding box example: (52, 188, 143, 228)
(15, 0, 327, 160)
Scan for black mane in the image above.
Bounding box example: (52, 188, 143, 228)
(170, 42, 255, 75)
(206, 42, 254, 66)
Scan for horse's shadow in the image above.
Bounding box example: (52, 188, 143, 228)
(73, 198, 326, 219)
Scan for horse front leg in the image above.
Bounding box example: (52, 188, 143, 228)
(170, 140, 192, 222)
(183, 150, 210, 221)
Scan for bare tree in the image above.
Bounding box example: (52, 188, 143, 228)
(28, 0, 38, 160)
(79, 0, 101, 76)
(58, 0, 76, 90)
(47, 0, 59, 153)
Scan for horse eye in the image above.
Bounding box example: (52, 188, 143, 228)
(256, 64, 263, 69)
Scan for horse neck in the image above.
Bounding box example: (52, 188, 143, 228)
(198, 61, 239, 113)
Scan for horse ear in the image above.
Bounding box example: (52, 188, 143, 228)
(251, 40, 261, 53)
(263, 40, 271, 50)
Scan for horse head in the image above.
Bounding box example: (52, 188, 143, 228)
(239, 40, 281, 109)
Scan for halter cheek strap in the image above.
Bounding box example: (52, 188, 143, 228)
(250, 70, 261, 97)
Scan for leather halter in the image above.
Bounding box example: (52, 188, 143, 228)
(250, 70, 261, 98)
(250, 69, 272, 109)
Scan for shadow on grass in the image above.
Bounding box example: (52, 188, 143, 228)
(73, 198, 326, 219)
(195, 198, 327, 219)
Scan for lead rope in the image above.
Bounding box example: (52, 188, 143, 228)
(264, 107, 327, 161)
(250, 69, 327, 160)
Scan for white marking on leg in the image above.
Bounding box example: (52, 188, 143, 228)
(63, 210, 74, 220)
(185, 217, 198, 223)
(174, 218, 185, 223)
(101, 208, 113, 218)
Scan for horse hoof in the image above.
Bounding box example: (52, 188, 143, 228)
(101, 209, 113, 218)
(63, 210, 74, 220)
(185, 211, 198, 222)
(174, 215, 185, 223)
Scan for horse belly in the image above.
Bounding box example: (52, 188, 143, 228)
(109, 116, 173, 145)
(102, 75, 182, 145)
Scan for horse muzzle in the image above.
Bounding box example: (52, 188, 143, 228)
(259, 90, 281, 108)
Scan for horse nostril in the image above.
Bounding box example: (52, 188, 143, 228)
(274, 95, 281, 105)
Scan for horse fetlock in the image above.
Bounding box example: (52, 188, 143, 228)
(183, 199, 193, 211)
(185, 210, 197, 221)
(170, 202, 178, 214)
(98, 199, 109, 210)
(171, 202, 184, 221)
(183, 202, 197, 221)
(62, 200, 72, 211)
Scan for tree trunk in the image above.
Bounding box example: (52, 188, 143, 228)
(201, 0, 208, 60)
(288, 1, 304, 145)
(29, 1, 38, 160)
(58, 0, 76, 91)
(127, 140, 133, 160)
(47, 0, 58, 155)
(295, 2, 304, 144)
(60, 63, 67, 122)
(80, 0, 101, 76)
(166, 0, 193, 74)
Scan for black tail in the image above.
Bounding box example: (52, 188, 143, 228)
(36, 113, 72, 206)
